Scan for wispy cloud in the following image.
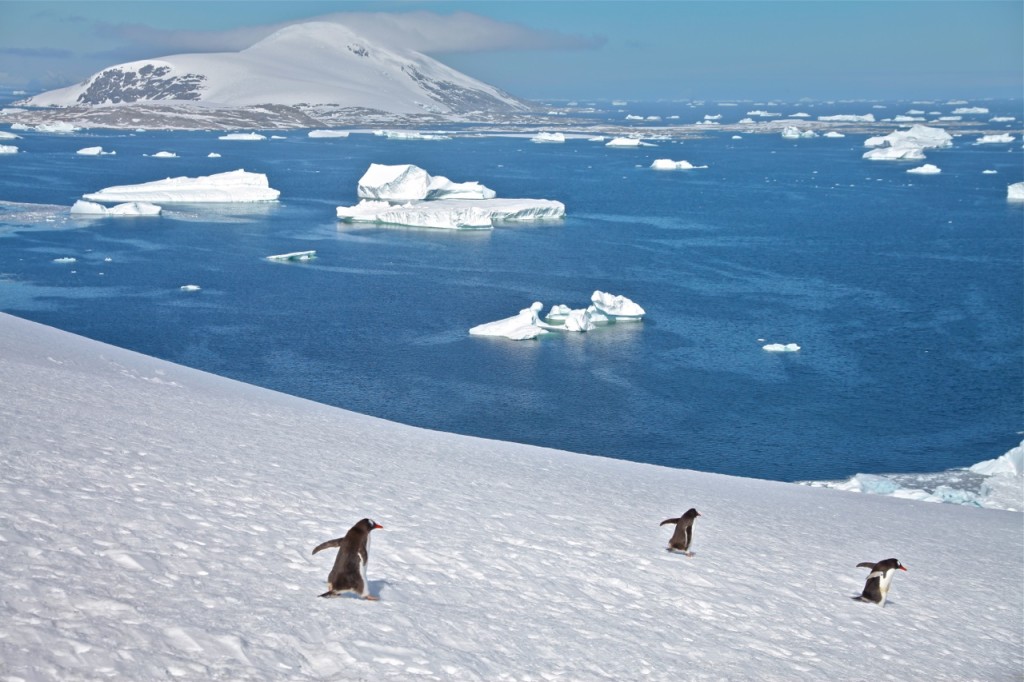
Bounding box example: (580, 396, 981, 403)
(0, 47, 74, 59)
(91, 10, 605, 59)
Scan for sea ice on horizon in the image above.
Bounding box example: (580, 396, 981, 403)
(83, 169, 281, 203)
(70, 200, 161, 216)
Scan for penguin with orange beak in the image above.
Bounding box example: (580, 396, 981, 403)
(313, 518, 383, 599)
(854, 558, 907, 606)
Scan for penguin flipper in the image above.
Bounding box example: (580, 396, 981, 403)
(856, 562, 876, 569)
(312, 538, 344, 555)
(660, 518, 681, 526)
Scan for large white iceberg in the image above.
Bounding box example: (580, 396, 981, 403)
(974, 133, 1015, 145)
(864, 124, 952, 150)
(469, 302, 550, 340)
(531, 132, 565, 144)
(650, 159, 707, 170)
(606, 137, 653, 148)
(76, 146, 116, 156)
(590, 291, 645, 320)
(70, 200, 161, 216)
(83, 169, 280, 203)
(1008, 182, 1024, 201)
(356, 163, 495, 201)
(337, 198, 564, 229)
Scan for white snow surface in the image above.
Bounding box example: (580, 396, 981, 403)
(70, 200, 162, 216)
(0, 312, 1020, 680)
(82, 169, 280, 203)
(356, 164, 496, 202)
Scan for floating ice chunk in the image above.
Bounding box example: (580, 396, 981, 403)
(990, 116, 1015, 122)
(83, 169, 280, 203)
(0, 144, 18, 154)
(337, 198, 564, 229)
(531, 132, 565, 143)
(974, 133, 1015, 145)
(356, 163, 495, 201)
(817, 114, 875, 122)
(650, 159, 707, 170)
(0, 130, 20, 139)
(180, 284, 201, 292)
(70, 200, 161, 216)
(150, 151, 178, 158)
(952, 106, 989, 114)
(33, 121, 79, 133)
(906, 164, 941, 175)
(375, 130, 450, 140)
(587, 136, 606, 142)
(469, 301, 549, 340)
(76, 146, 115, 156)
(53, 257, 77, 263)
(762, 343, 801, 352)
(747, 110, 781, 117)
(893, 115, 926, 123)
(970, 441, 1023, 477)
(308, 129, 350, 138)
(545, 304, 572, 321)
(731, 135, 743, 140)
(982, 169, 998, 174)
(1008, 182, 1024, 201)
(266, 250, 316, 262)
(862, 146, 927, 161)
(823, 131, 846, 138)
(606, 137, 654, 148)
(781, 126, 818, 139)
(590, 291, 645, 320)
(218, 132, 266, 141)
(541, 305, 595, 332)
(208, 152, 221, 158)
(864, 124, 952, 149)
(625, 114, 644, 121)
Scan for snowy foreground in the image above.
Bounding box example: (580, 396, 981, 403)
(0, 313, 1021, 681)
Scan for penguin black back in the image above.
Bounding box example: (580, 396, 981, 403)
(313, 518, 383, 599)
(660, 508, 700, 555)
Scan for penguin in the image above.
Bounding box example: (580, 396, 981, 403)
(660, 508, 700, 556)
(312, 518, 383, 600)
(853, 558, 907, 606)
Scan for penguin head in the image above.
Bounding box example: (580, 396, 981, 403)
(684, 508, 701, 519)
(366, 518, 383, 531)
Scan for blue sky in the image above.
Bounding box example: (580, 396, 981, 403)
(1, 1, 1020, 101)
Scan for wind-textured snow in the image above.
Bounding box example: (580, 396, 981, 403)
(82, 169, 280, 203)
(0, 312, 1021, 680)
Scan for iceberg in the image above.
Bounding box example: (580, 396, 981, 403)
(308, 130, 350, 138)
(265, 250, 316, 262)
(817, 114, 875, 122)
(862, 146, 926, 161)
(76, 146, 115, 156)
(1008, 182, 1024, 201)
(469, 302, 549, 340)
(781, 126, 818, 139)
(951, 106, 988, 114)
(863, 124, 952, 150)
(542, 305, 595, 332)
(356, 163, 495, 201)
(0, 145, 18, 154)
(650, 159, 707, 171)
(974, 133, 1015, 145)
(531, 132, 565, 143)
(906, 164, 941, 175)
(218, 132, 266, 141)
(83, 169, 280, 203)
(33, 121, 79, 133)
(590, 291, 645, 320)
(150, 151, 178, 158)
(70, 200, 161, 216)
(990, 116, 1015, 122)
(180, 284, 201, 292)
(0, 130, 20, 139)
(763, 343, 801, 352)
(52, 257, 77, 263)
(337, 198, 564, 229)
(823, 131, 846, 138)
(605, 137, 653, 148)
(207, 152, 221, 158)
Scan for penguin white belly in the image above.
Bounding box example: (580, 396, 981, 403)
(878, 568, 895, 602)
(359, 536, 370, 596)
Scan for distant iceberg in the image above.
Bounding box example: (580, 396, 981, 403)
(83, 169, 281, 203)
(308, 130, 350, 138)
(1008, 182, 1024, 201)
(357, 163, 496, 202)
(76, 146, 115, 156)
(650, 159, 707, 170)
(605, 137, 653, 148)
(179, 284, 201, 292)
(762, 343, 801, 352)
(531, 132, 565, 144)
(150, 151, 178, 158)
(266, 250, 316, 262)
(906, 164, 941, 175)
(374, 130, 450, 141)
(863, 146, 926, 161)
(974, 133, 1015, 145)
(817, 114, 875, 122)
(218, 132, 266, 141)
(952, 106, 989, 114)
(469, 302, 550, 340)
(0, 130, 20, 139)
(70, 200, 161, 216)
(337, 198, 564, 229)
(864, 124, 952, 150)
(823, 131, 846, 138)
(781, 126, 817, 139)
(590, 291, 645, 320)
(0, 145, 18, 154)
(17, 121, 79, 133)
(207, 152, 221, 158)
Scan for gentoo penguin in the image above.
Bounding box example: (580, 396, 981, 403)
(660, 508, 701, 556)
(312, 518, 383, 600)
(853, 558, 907, 606)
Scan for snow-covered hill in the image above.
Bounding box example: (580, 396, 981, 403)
(0, 311, 1021, 680)
(19, 22, 532, 116)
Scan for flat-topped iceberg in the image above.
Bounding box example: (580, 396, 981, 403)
(307, 130, 350, 138)
(907, 164, 941, 174)
(974, 133, 1015, 145)
(590, 291, 645, 320)
(218, 132, 266, 141)
(1008, 182, 1024, 201)
(763, 343, 801, 352)
(531, 132, 565, 143)
(337, 198, 564, 229)
(0, 145, 18, 154)
(70, 200, 161, 216)
(606, 137, 654, 148)
(817, 114, 875, 122)
(650, 159, 707, 171)
(266, 250, 316, 262)
(469, 302, 549, 340)
(82, 169, 281, 203)
(76, 146, 115, 156)
(357, 163, 495, 201)
(0, 130, 20, 139)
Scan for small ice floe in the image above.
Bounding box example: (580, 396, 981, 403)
(374, 130, 449, 140)
(590, 291, 645, 320)
(781, 126, 818, 139)
(208, 152, 221, 158)
(818, 114, 875, 122)
(266, 250, 316, 262)
(531, 132, 565, 143)
(762, 343, 801, 352)
(149, 151, 178, 158)
(180, 284, 201, 292)
(823, 131, 846, 138)
(308, 129, 350, 138)
(990, 116, 1016, 123)
(974, 133, 1015, 145)
(70, 200, 161, 216)
(357, 163, 495, 201)
(952, 106, 989, 114)
(0, 144, 18, 154)
(731, 135, 742, 140)
(906, 164, 941, 175)
(52, 257, 77, 263)
(218, 132, 266, 141)
(83, 169, 280, 203)
(1008, 182, 1024, 201)
(982, 169, 998, 174)
(862, 146, 926, 161)
(470, 301, 549, 340)
(606, 137, 654, 148)
(650, 159, 707, 171)
(76, 146, 115, 156)
(0, 130, 20, 139)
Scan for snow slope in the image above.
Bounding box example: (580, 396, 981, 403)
(0, 312, 1020, 680)
(21, 22, 530, 115)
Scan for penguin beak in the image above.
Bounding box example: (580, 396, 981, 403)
(899, 565, 907, 571)
(373, 523, 384, 530)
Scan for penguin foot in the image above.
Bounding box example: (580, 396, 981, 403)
(363, 595, 380, 601)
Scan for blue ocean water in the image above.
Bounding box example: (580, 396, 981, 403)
(1, 102, 1021, 481)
